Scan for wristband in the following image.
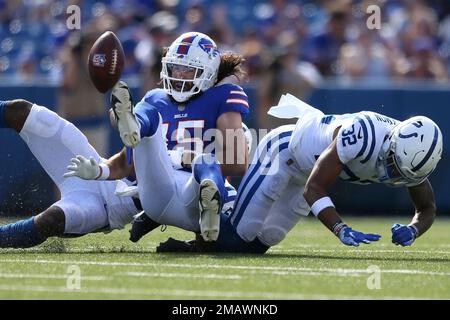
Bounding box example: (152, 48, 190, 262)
(331, 222, 348, 237)
(310, 196, 335, 217)
(96, 163, 110, 180)
(408, 224, 419, 237)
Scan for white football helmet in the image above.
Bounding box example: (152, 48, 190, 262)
(161, 32, 221, 102)
(377, 116, 443, 187)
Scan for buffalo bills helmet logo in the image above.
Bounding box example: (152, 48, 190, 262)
(198, 38, 219, 57)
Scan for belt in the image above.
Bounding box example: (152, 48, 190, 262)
(132, 197, 143, 211)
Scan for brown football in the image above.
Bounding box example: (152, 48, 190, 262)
(88, 31, 125, 93)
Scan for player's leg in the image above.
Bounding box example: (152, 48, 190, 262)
(0, 189, 115, 249)
(229, 132, 293, 243)
(257, 182, 309, 247)
(1, 99, 101, 190)
(1, 99, 31, 132)
(129, 102, 201, 240)
(0, 100, 66, 246)
(0, 206, 63, 248)
(0, 99, 113, 243)
(183, 153, 227, 241)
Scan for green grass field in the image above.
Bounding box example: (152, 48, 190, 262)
(0, 216, 449, 300)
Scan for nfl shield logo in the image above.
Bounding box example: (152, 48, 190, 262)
(93, 54, 107, 67)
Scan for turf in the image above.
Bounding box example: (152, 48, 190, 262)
(0, 216, 449, 300)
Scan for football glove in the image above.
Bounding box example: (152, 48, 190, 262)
(64, 155, 104, 180)
(334, 223, 381, 247)
(391, 223, 418, 246)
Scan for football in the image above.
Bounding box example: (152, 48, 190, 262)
(88, 31, 125, 93)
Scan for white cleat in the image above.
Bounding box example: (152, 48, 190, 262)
(199, 179, 221, 242)
(111, 81, 141, 148)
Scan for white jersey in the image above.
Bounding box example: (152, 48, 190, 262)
(289, 111, 399, 185)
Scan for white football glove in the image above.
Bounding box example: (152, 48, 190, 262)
(64, 155, 106, 180)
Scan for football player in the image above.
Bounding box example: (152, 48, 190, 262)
(158, 94, 442, 253)
(0, 99, 141, 248)
(66, 32, 250, 242)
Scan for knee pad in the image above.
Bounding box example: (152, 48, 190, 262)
(258, 225, 287, 247)
(261, 171, 290, 201)
(24, 105, 62, 138)
(237, 220, 263, 243)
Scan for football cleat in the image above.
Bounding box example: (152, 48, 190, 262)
(198, 179, 221, 242)
(129, 211, 161, 243)
(156, 234, 218, 253)
(111, 80, 141, 148)
(156, 237, 196, 253)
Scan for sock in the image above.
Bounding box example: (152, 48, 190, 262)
(134, 101, 160, 138)
(192, 153, 227, 204)
(0, 100, 8, 128)
(0, 217, 47, 248)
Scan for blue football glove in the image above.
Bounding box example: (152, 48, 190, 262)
(336, 224, 381, 247)
(391, 223, 418, 246)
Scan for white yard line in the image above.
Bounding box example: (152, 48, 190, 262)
(122, 271, 241, 280)
(276, 243, 450, 248)
(0, 284, 433, 300)
(0, 273, 110, 281)
(269, 248, 450, 254)
(1, 258, 449, 277)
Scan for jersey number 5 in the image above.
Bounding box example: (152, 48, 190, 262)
(162, 120, 205, 153)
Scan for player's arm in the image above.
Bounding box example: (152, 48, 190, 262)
(64, 147, 134, 181)
(303, 139, 381, 246)
(215, 111, 248, 176)
(391, 179, 436, 246)
(303, 139, 344, 229)
(103, 147, 135, 179)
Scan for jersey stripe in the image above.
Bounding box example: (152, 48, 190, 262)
(226, 98, 249, 108)
(412, 126, 439, 172)
(176, 35, 196, 55)
(360, 114, 376, 164)
(355, 117, 369, 158)
(229, 90, 247, 96)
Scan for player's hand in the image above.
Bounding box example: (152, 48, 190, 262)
(391, 223, 418, 246)
(337, 225, 381, 247)
(64, 155, 100, 180)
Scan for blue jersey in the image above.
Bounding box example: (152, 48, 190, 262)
(141, 83, 249, 153)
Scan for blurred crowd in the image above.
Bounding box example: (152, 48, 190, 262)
(1, 0, 450, 132)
